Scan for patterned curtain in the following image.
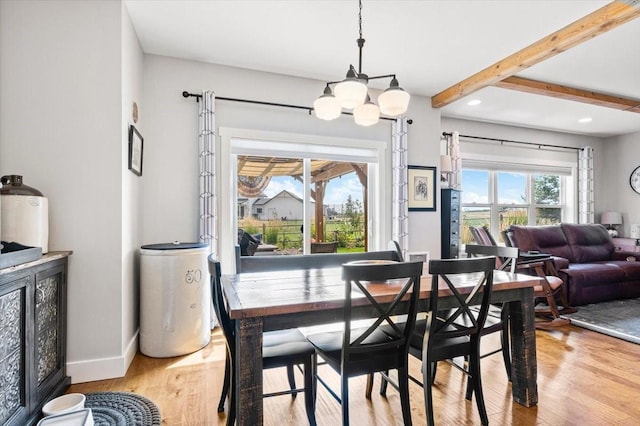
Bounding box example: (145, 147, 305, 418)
(198, 91, 216, 255)
(578, 146, 594, 224)
(392, 118, 409, 257)
(447, 131, 462, 190)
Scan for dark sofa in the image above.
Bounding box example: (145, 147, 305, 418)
(508, 223, 640, 306)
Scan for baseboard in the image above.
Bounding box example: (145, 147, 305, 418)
(67, 329, 139, 384)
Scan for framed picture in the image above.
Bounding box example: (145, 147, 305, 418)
(408, 165, 436, 211)
(128, 125, 144, 176)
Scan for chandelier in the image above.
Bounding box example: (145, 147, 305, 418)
(313, 0, 410, 126)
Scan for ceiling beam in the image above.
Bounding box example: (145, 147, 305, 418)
(431, 0, 640, 108)
(495, 76, 640, 113)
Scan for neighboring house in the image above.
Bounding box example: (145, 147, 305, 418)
(250, 190, 317, 221)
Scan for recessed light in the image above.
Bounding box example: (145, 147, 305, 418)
(467, 99, 482, 106)
(578, 117, 592, 123)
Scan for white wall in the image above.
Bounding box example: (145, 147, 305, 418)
(0, 0, 144, 383)
(600, 131, 640, 236)
(141, 55, 443, 260)
(120, 3, 145, 376)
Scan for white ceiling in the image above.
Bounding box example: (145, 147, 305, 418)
(124, 0, 640, 138)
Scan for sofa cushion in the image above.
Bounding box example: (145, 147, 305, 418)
(509, 225, 574, 261)
(605, 261, 640, 281)
(559, 262, 626, 287)
(561, 223, 614, 263)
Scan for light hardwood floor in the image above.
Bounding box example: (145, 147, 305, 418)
(69, 325, 640, 425)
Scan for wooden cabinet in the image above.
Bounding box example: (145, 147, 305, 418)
(0, 252, 71, 426)
(612, 238, 640, 253)
(441, 189, 461, 259)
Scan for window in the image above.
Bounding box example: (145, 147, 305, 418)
(218, 128, 390, 272)
(461, 168, 566, 245)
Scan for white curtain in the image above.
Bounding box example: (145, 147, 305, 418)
(198, 91, 217, 256)
(578, 146, 594, 224)
(392, 118, 409, 258)
(199, 91, 217, 329)
(447, 131, 462, 190)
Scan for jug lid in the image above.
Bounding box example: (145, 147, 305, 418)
(0, 175, 44, 196)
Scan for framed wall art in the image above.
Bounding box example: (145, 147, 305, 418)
(128, 125, 144, 176)
(408, 165, 436, 211)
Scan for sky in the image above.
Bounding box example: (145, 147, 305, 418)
(462, 170, 527, 204)
(263, 172, 363, 209)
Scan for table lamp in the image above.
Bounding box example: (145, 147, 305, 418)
(600, 211, 622, 237)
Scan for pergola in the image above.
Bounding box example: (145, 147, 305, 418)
(237, 156, 368, 246)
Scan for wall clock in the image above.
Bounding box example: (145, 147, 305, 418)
(631, 165, 640, 194)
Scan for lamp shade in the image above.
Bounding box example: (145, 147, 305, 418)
(334, 68, 368, 110)
(440, 155, 453, 173)
(313, 87, 342, 121)
(600, 211, 622, 226)
(378, 78, 410, 116)
(353, 97, 380, 126)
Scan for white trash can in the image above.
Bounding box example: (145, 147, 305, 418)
(139, 242, 211, 357)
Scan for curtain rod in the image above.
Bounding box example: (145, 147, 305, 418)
(442, 132, 583, 151)
(181, 91, 412, 124)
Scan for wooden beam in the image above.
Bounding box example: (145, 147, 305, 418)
(495, 76, 640, 113)
(431, 1, 640, 108)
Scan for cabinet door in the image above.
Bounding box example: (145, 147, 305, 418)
(0, 276, 30, 426)
(32, 264, 66, 409)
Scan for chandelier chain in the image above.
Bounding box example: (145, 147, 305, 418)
(358, 0, 363, 40)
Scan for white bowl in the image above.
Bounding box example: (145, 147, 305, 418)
(42, 393, 86, 416)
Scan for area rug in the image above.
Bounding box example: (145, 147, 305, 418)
(85, 392, 161, 426)
(562, 298, 640, 344)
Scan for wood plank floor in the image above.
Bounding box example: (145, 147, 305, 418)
(69, 325, 640, 425)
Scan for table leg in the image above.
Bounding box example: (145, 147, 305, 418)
(508, 288, 538, 407)
(235, 317, 264, 425)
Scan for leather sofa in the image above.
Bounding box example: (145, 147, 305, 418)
(508, 223, 640, 306)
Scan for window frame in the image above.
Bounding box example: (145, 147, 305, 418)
(218, 127, 390, 273)
(462, 168, 569, 244)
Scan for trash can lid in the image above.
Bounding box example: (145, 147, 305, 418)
(141, 242, 208, 250)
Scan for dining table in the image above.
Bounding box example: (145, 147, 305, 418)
(222, 266, 542, 425)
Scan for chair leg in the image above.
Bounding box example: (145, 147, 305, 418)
(228, 371, 236, 426)
(218, 353, 231, 412)
(397, 365, 413, 426)
(379, 370, 389, 396)
(365, 373, 374, 399)
(287, 364, 298, 398)
(500, 305, 512, 381)
(422, 360, 435, 426)
(303, 357, 317, 426)
(341, 372, 350, 426)
(469, 344, 489, 425)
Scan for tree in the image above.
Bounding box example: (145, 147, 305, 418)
(534, 175, 559, 205)
(534, 175, 560, 222)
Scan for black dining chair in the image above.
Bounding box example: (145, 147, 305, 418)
(306, 260, 423, 426)
(208, 256, 317, 426)
(378, 256, 495, 425)
(464, 244, 519, 385)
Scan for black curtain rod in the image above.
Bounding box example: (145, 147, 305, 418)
(442, 132, 583, 151)
(181, 91, 411, 124)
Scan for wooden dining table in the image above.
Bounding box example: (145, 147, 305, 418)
(222, 266, 542, 425)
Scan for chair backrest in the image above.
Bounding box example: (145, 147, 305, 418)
(466, 244, 520, 273)
(469, 225, 497, 246)
(208, 256, 235, 347)
(387, 240, 404, 261)
(425, 256, 495, 344)
(340, 261, 424, 369)
(310, 241, 339, 253)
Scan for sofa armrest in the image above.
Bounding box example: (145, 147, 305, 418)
(549, 256, 570, 270)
